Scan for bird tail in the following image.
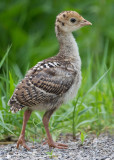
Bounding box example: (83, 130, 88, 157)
(8, 96, 24, 113)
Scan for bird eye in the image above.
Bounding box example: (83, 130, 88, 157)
(70, 18, 76, 23)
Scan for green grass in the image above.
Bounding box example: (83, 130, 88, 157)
(0, 42, 114, 141)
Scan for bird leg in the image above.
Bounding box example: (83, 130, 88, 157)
(17, 109, 32, 150)
(43, 109, 68, 149)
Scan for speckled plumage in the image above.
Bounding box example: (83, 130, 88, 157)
(8, 11, 92, 150)
(8, 56, 77, 112)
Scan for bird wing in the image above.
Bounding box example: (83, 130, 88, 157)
(30, 66, 75, 95)
(8, 60, 76, 112)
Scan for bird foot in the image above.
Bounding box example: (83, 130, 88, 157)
(16, 136, 30, 150)
(43, 140, 68, 149)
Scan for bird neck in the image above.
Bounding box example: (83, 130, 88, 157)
(56, 29, 80, 60)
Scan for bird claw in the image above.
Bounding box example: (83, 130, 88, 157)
(43, 140, 68, 149)
(43, 140, 48, 145)
(54, 142, 68, 149)
(16, 137, 30, 150)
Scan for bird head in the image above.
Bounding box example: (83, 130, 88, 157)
(55, 11, 92, 33)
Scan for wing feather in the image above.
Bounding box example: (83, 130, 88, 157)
(8, 60, 76, 111)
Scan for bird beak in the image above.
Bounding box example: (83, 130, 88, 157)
(80, 19, 92, 27)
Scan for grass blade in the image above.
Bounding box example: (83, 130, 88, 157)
(0, 45, 12, 69)
(85, 69, 110, 96)
(0, 122, 14, 135)
(78, 107, 92, 116)
(76, 119, 96, 129)
(0, 111, 4, 123)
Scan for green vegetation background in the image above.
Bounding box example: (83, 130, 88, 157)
(0, 0, 114, 141)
